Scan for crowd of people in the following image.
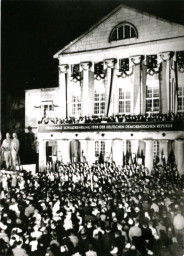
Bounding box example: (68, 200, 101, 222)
(38, 113, 184, 125)
(0, 162, 184, 256)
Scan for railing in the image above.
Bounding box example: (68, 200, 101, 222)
(38, 120, 184, 132)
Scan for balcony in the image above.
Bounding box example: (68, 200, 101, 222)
(38, 120, 184, 133)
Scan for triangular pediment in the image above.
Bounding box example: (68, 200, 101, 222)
(54, 5, 184, 57)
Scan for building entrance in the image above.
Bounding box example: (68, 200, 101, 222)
(70, 140, 81, 163)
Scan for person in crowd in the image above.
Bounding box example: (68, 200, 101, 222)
(11, 133, 20, 170)
(37, 112, 184, 125)
(1, 132, 12, 170)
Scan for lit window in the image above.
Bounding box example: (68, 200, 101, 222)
(71, 95, 81, 116)
(119, 88, 131, 114)
(109, 22, 138, 42)
(71, 83, 82, 117)
(146, 73, 159, 113)
(178, 87, 184, 112)
(95, 141, 105, 158)
(42, 101, 54, 117)
(94, 91, 105, 116)
(153, 141, 159, 160)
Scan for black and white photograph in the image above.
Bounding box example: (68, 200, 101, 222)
(1, 0, 184, 255)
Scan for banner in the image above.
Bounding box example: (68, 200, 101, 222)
(38, 121, 184, 133)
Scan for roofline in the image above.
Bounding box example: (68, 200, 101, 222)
(53, 4, 123, 58)
(53, 4, 184, 59)
(57, 35, 184, 57)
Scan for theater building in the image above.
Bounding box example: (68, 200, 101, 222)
(25, 5, 184, 173)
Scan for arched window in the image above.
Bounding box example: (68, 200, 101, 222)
(109, 22, 138, 42)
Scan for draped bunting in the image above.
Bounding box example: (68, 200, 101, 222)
(94, 62, 106, 80)
(71, 64, 83, 82)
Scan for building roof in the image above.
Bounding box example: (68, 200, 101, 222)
(54, 4, 184, 58)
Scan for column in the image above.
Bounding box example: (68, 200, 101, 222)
(67, 66, 72, 118)
(104, 59, 116, 116)
(87, 140, 95, 165)
(80, 62, 91, 117)
(58, 64, 68, 118)
(88, 70, 95, 117)
(174, 140, 184, 175)
(59, 140, 70, 163)
(144, 140, 153, 174)
(112, 139, 123, 166)
(131, 55, 142, 115)
(39, 140, 47, 172)
(159, 51, 172, 113)
(159, 140, 168, 164)
(141, 63, 147, 114)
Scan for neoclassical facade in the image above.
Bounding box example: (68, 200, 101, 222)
(25, 5, 184, 173)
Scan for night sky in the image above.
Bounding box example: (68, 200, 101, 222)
(2, 0, 184, 98)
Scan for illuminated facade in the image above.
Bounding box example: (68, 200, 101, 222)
(25, 5, 184, 173)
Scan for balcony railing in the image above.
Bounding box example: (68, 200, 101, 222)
(38, 120, 184, 133)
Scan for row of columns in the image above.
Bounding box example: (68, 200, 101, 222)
(58, 51, 179, 118)
(38, 138, 184, 175)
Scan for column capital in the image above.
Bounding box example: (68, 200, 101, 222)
(131, 55, 143, 65)
(58, 64, 69, 73)
(104, 58, 117, 69)
(159, 51, 173, 61)
(80, 61, 92, 71)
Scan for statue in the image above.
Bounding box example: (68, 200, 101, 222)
(11, 133, 20, 170)
(1, 133, 12, 169)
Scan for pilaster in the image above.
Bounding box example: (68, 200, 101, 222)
(58, 64, 68, 118)
(131, 55, 142, 115)
(144, 139, 153, 174)
(80, 62, 91, 117)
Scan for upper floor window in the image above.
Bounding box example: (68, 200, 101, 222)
(71, 83, 82, 117)
(94, 91, 105, 116)
(146, 74, 159, 113)
(119, 88, 131, 114)
(42, 101, 54, 118)
(109, 22, 138, 42)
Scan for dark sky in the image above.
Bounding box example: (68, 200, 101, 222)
(2, 0, 184, 97)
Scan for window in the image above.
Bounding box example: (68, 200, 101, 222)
(146, 74, 159, 113)
(109, 22, 138, 42)
(123, 140, 131, 155)
(71, 83, 82, 117)
(119, 88, 131, 114)
(42, 101, 54, 117)
(95, 141, 105, 158)
(94, 91, 105, 116)
(153, 141, 159, 160)
(178, 87, 184, 112)
(71, 95, 81, 116)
